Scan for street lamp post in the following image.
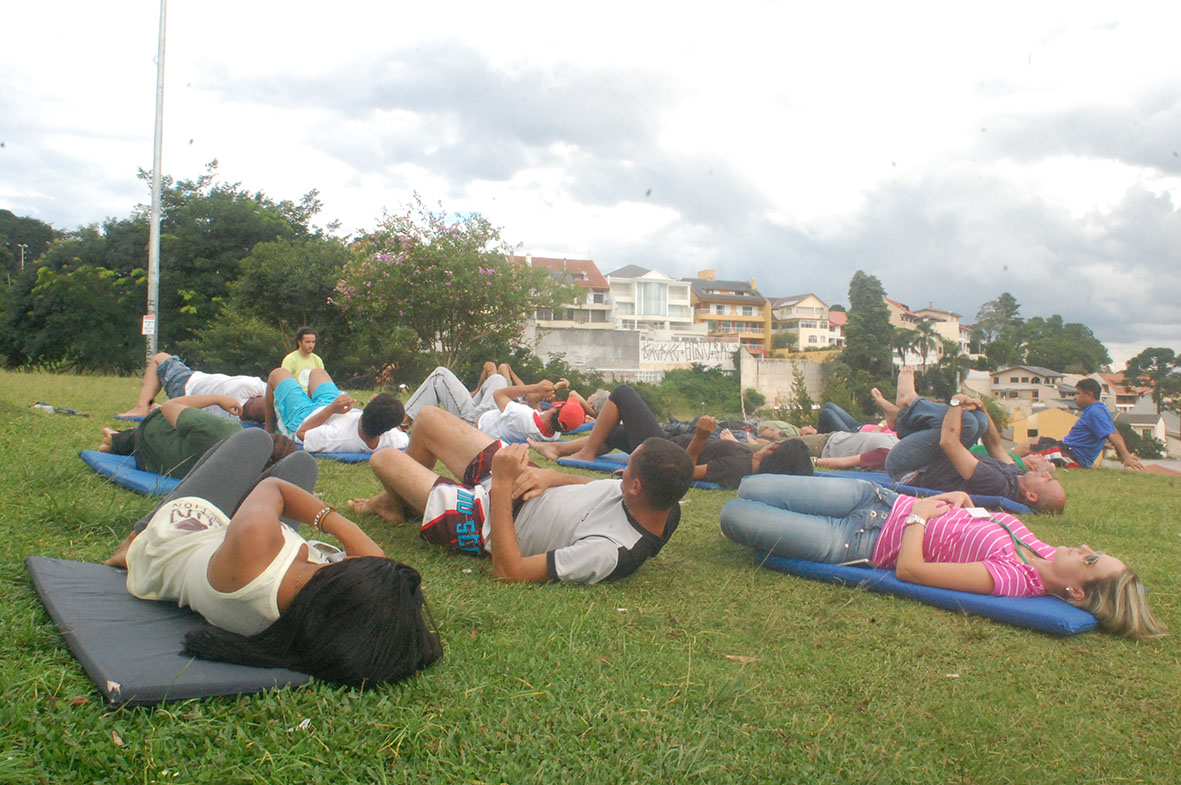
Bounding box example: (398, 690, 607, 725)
(18, 243, 28, 270)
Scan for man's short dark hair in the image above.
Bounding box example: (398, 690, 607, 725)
(295, 326, 316, 346)
(630, 437, 693, 510)
(360, 394, 405, 439)
(1076, 378, 1102, 400)
(756, 439, 814, 477)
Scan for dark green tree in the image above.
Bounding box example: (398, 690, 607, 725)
(841, 271, 893, 377)
(1123, 347, 1180, 413)
(974, 292, 1022, 344)
(0, 210, 57, 283)
(788, 365, 815, 425)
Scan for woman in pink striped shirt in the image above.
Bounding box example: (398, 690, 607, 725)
(721, 475, 1166, 640)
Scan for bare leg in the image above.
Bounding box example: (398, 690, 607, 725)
(264, 367, 294, 434)
(528, 436, 587, 461)
(305, 367, 335, 397)
(871, 387, 901, 430)
(498, 363, 526, 386)
(895, 366, 919, 411)
(404, 405, 495, 476)
(117, 352, 172, 418)
(815, 454, 863, 470)
(472, 362, 497, 395)
(349, 447, 441, 521)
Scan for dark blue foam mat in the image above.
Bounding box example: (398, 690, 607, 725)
(79, 451, 181, 496)
(817, 470, 1032, 515)
(557, 451, 723, 490)
(114, 414, 145, 421)
(26, 556, 311, 705)
(753, 552, 1096, 636)
(568, 422, 594, 434)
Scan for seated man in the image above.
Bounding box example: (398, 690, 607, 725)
(117, 352, 266, 424)
(883, 367, 1065, 513)
(1015, 377, 1144, 471)
(529, 385, 812, 489)
(101, 395, 297, 478)
(281, 326, 325, 391)
(264, 367, 407, 453)
(347, 405, 693, 584)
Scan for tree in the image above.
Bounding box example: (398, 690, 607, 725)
(974, 292, 1022, 344)
(788, 365, 815, 425)
(1021, 315, 1110, 373)
(911, 319, 940, 369)
(890, 327, 913, 368)
(1123, 347, 1180, 414)
(1, 211, 58, 285)
(841, 271, 893, 378)
(335, 195, 576, 368)
(923, 338, 971, 401)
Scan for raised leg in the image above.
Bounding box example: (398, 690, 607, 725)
(404, 405, 495, 477)
(348, 447, 441, 522)
(116, 352, 172, 418)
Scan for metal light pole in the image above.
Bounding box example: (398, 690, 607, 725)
(145, 0, 167, 359)
(18, 243, 28, 270)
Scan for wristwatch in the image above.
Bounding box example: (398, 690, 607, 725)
(904, 513, 927, 527)
(949, 398, 961, 407)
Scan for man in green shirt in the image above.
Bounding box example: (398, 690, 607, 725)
(101, 395, 295, 478)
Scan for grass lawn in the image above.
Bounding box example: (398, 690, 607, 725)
(1, 369, 1178, 784)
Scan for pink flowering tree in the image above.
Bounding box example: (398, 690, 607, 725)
(335, 196, 575, 368)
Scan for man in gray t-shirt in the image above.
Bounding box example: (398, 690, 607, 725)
(347, 405, 694, 584)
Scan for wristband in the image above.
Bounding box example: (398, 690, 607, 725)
(312, 505, 335, 531)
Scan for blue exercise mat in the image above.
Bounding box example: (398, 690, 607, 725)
(567, 422, 594, 435)
(113, 414, 144, 422)
(79, 451, 181, 496)
(753, 552, 1097, 636)
(817, 470, 1032, 515)
(557, 451, 723, 490)
(26, 556, 311, 705)
(307, 451, 372, 463)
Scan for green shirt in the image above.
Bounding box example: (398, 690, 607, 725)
(136, 408, 242, 478)
(968, 443, 1027, 472)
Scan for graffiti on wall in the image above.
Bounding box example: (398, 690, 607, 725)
(640, 339, 735, 369)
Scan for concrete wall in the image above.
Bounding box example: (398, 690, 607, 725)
(738, 350, 826, 408)
(530, 327, 735, 378)
(639, 338, 735, 371)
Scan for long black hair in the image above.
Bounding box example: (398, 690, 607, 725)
(183, 557, 441, 687)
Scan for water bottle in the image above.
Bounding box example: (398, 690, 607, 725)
(32, 402, 55, 414)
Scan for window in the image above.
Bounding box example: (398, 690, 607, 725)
(592, 291, 606, 304)
(714, 304, 727, 315)
(742, 306, 754, 316)
(800, 320, 818, 329)
(635, 282, 667, 316)
(809, 335, 818, 344)
(535, 308, 553, 320)
(993, 377, 999, 384)
(1028, 429, 1039, 438)
(1021, 377, 1029, 383)
(1032, 390, 1039, 400)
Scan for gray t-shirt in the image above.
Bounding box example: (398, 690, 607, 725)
(511, 479, 679, 584)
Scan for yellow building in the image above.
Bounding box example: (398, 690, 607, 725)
(1007, 408, 1079, 444)
(684, 269, 772, 356)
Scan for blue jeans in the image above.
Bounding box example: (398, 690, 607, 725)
(720, 475, 898, 564)
(884, 398, 987, 480)
(817, 402, 862, 434)
(156, 355, 194, 399)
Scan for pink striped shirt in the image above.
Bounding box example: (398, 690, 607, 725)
(871, 496, 1055, 597)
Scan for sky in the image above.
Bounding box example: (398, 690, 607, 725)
(3, 1, 1180, 370)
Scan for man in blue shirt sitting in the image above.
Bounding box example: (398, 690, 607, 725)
(1016, 378, 1143, 470)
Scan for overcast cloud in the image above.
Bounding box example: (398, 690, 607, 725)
(3, 1, 1179, 369)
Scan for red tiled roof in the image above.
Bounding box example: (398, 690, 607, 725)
(509, 255, 609, 289)
(827, 309, 847, 326)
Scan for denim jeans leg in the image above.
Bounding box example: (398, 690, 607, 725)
(722, 475, 888, 562)
(818, 402, 862, 434)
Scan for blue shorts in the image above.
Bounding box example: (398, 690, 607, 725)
(274, 378, 341, 434)
(155, 355, 194, 399)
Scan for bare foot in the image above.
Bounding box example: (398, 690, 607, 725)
(104, 532, 138, 567)
(99, 428, 117, 453)
(719, 429, 737, 442)
(347, 492, 406, 522)
(527, 438, 565, 461)
(871, 388, 900, 429)
(115, 405, 153, 419)
(895, 366, 918, 410)
(565, 448, 600, 463)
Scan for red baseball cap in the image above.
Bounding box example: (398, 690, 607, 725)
(557, 400, 586, 432)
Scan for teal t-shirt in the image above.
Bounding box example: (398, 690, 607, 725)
(136, 407, 242, 477)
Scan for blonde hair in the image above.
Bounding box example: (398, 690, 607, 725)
(1077, 569, 1168, 641)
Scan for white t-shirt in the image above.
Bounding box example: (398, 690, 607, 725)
(512, 479, 679, 584)
(301, 408, 410, 453)
(184, 372, 266, 422)
(476, 401, 558, 443)
(124, 496, 325, 636)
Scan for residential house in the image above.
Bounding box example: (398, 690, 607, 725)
(912, 307, 971, 355)
(514, 255, 613, 329)
(827, 309, 846, 347)
(1129, 397, 1179, 457)
(604, 265, 701, 336)
(684, 269, 771, 355)
(767, 293, 829, 351)
(1007, 407, 1080, 445)
(1098, 373, 1150, 413)
(1115, 412, 1167, 447)
(991, 365, 1067, 420)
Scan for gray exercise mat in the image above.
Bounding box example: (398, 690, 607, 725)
(26, 556, 311, 706)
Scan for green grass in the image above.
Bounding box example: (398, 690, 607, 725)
(1, 369, 1178, 784)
